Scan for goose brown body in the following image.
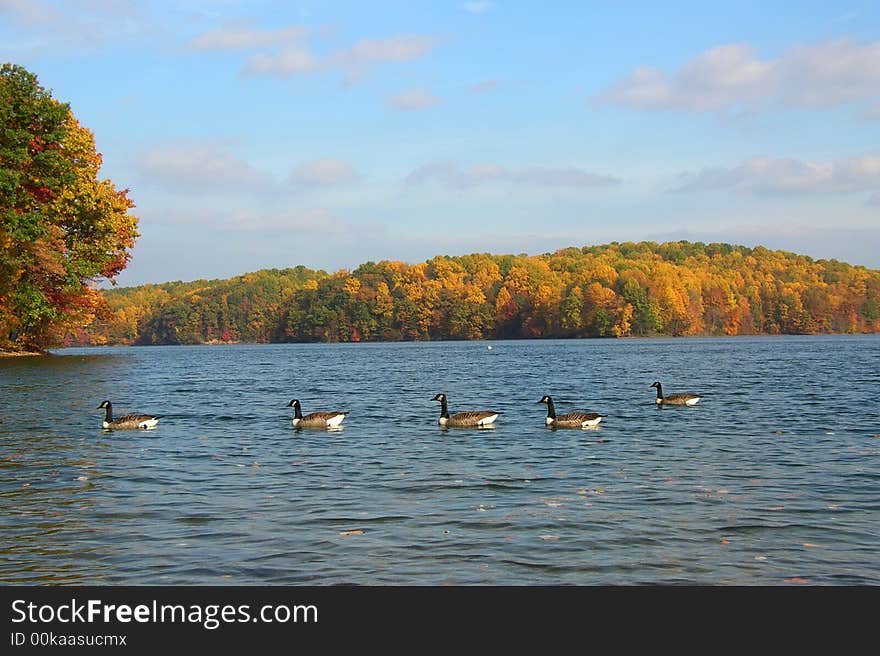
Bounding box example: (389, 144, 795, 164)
(98, 400, 159, 430)
(432, 393, 499, 428)
(539, 395, 602, 428)
(288, 399, 347, 429)
(650, 381, 702, 406)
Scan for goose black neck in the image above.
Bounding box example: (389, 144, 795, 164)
(545, 397, 556, 419)
(438, 397, 449, 419)
(654, 383, 663, 400)
(293, 404, 303, 419)
(103, 403, 113, 423)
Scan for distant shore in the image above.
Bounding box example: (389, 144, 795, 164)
(0, 350, 45, 358)
(51, 331, 880, 351)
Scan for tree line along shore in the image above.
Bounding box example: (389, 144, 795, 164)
(3, 65, 878, 354)
(61, 240, 880, 347)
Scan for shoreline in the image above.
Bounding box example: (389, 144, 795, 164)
(0, 350, 46, 358)
(52, 332, 880, 351)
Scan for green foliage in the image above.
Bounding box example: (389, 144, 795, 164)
(72, 241, 880, 346)
(621, 277, 663, 335)
(1, 63, 138, 351)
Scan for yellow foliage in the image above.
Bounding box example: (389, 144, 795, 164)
(344, 277, 361, 296)
(71, 240, 880, 345)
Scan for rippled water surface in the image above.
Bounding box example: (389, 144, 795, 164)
(1, 336, 878, 585)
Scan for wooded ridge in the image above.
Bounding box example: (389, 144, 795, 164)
(68, 241, 880, 346)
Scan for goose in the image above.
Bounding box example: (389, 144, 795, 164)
(650, 381, 702, 406)
(97, 400, 159, 430)
(288, 399, 347, 429)
(432, 393, 499, 428)
(538, 395, 603, 428)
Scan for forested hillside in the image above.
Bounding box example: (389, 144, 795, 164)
(70, 241, 880, 346)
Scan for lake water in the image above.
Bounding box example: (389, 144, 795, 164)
(1, 336, 878, 585)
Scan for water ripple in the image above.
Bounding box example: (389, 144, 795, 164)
(1, 336, 878, 584)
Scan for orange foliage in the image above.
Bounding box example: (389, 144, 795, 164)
(75, 241, 880, 344)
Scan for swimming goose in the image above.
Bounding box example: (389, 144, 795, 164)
(432, 393, 499, 428)
(288, 399, 347, 429)
(97, 400, 159, 430)
(538, 395, 603, 428)
(650, 381, 702, 406)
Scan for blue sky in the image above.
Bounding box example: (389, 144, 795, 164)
(2, 0, 879, 286)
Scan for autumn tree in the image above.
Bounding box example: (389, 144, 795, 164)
(0, 63, 138, 352)
(75, 241, 880, 345)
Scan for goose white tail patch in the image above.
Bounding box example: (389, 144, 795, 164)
(326, 414, 346, 428)
(582, 416, 602, 427)
(139, 418, 159, 429)
(477, 414, 499, 426)
(686, 397, 701, 406)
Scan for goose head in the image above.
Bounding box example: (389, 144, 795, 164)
(287, 399, 300, 408)
(432, 393, 446, 403)
(97, 400, 111, 410)
(538, 395, 552, 404)
(650, 382, 661, 389)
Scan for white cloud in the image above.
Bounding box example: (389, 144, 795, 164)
(514, 166, 621, 187)
(245, 47, 323, 76)
(290, 159, 359, 186)
(0, 0, 148, 50)
(242, 33, 438, 83)
(386, 88, 444, 110)
(463, 2, 496, 14)
(781, 40, 880, 107)
(595, 38, 880, 113)
(137, 140, 274, 192)
(343, 35, 436, 64)
(0, 0, 58, 26)
(407, 160, 621, 188)
(184, 22, 307, 51)
(672, 154, 880, 196)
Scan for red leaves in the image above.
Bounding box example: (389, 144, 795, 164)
(32, 186, 54, 203)
(1, 65, 139, 351)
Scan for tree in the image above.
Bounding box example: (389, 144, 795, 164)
(72, 240, 880, 345)
(0, 63, 138, 352)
